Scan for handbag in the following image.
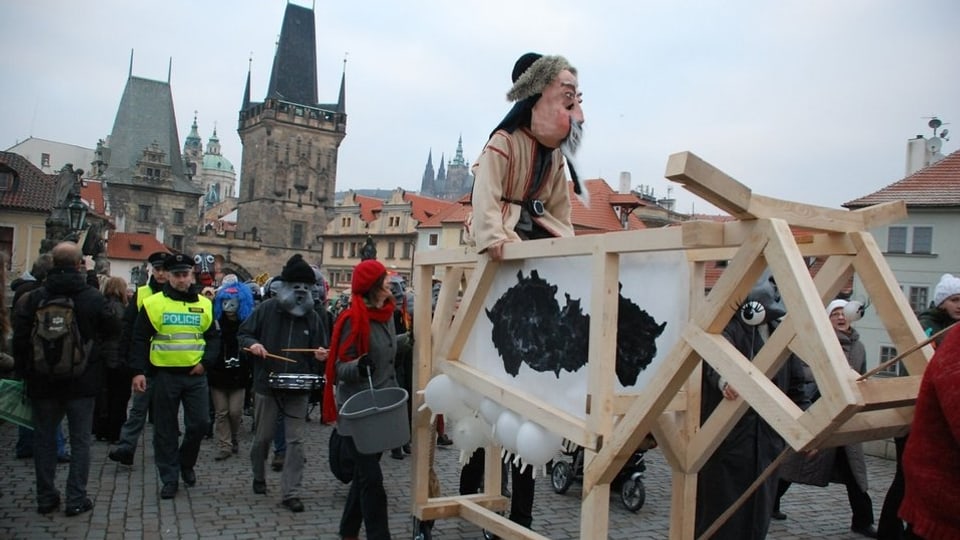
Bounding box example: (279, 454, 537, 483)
(0, 379, 33, 429)
(328, 427, 354, 484)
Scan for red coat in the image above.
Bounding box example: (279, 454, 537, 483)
(900, 327, 960, 539)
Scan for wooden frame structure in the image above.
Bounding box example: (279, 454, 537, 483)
(409, 152, 927, 539)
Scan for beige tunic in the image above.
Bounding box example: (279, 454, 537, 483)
(467, 128, 574, 253)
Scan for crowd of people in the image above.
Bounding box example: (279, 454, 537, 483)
(2, 50, 958, 540)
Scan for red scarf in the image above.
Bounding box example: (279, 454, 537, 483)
(321, 295, 395, 424)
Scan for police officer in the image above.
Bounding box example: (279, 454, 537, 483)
(109, 250, 169, 465)
(130, 253, 220, 500)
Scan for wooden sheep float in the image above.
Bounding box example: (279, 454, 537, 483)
(408, 151, 927, 539)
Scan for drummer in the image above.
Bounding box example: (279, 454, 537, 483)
(239, 254, 329, 513)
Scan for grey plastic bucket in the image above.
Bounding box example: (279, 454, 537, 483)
(338, 387, 410, 454)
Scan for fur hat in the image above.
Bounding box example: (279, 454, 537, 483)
(279, 254, 316, 284)
(148, 251, 169, 268)
(826, 299, 848, 317)
(933, 273, 960, 307)
(352, 259, 387, 295)
(507, 53, 576, 102)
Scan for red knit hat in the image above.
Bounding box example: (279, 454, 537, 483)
(352, 259, 386, 295)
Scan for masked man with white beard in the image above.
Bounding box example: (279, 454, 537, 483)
(239, 254, 328, 513)
(460, 52, 585, 537)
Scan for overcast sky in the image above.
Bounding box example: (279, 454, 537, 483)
(2, 0, 958, 214)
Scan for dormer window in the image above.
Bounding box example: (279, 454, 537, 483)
(0, 171, 13, 191)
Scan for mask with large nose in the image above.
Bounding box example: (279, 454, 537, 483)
(275, 281, 315, 317)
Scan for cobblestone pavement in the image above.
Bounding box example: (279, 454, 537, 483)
(0, 413, 896, 539)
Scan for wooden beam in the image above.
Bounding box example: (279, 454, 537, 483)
(665, 151, 754, 217)
(438, 256, 498, 362)
(849, 232, 932, 376)
(461, 500, 551, 540)
(411, 262, 436, 513)
(748, 194, 864, 232)
(821, 407, 913, 447)
(681, 220, 725, 248)
(852, 200, 908, 229)
(857, 376, 920, 411)
(416, 493, 508, 520)
(442, 361, 597, 450)
(579, 479, 611, 540)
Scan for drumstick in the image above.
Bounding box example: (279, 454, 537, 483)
(280, 348, 319, 353)
(242, 347, 297, 363)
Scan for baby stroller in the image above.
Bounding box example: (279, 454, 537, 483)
(550, 434, 656, 512)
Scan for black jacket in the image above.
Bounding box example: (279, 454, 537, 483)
(207, 316, 252, 389)
(12, 267, 119, 399)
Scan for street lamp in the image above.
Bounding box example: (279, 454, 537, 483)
(67, 191, 88, 233)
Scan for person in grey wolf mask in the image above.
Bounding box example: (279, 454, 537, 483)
(239, 254, 328, 513)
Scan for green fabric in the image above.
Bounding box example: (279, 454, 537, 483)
(0, 379, 33, 429)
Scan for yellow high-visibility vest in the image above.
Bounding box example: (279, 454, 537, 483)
(143, 294, 213, 367)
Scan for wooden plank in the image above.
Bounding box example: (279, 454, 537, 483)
(600, 227, 686, 254)
(748, 194, 864, 233)
(694, 222, 770, 334)
(438, 256, 498, 362)
(665, 151, 754, 217)
(857, 376, 920, 411)
(586, 250, 619, 433)
(849, 232, 932, 376)
(684, 324, 813, 463)
(651, 414, 685, 471)
(442, 361, 597, 450)
(681, 220, 725, 248)
(415, 246, 481, 266)
(461, 500, 552, 540)
(853, 200, 908, 229)
(613, 390, 687, 415)
(583, 341, 701, 487)
(686, 232, 856, 262)
(670, 469, 700, 540)
(411, 262, 436, 513)
(430, 266, 465, 359)
(416, 493, 508, 520)
(763, 219, 860, 415)
(579, 478, 611, 540)
(810, 254, 855, 305)
(821, 407, 913, 447)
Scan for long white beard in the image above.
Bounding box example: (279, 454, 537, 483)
(561, 120, 588, 205)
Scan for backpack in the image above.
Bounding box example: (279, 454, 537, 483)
(32, 294, 93, 379)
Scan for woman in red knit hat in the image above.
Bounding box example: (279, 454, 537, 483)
(322, 259, 398, 540)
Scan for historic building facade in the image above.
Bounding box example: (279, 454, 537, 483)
(419, 136, 474, 201)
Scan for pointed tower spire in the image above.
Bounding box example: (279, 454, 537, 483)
(242, 55, 252, 111)
(337, 54, 347, 114)
(167, 57, 172, 83)
(436, 152, 446, 187)
(129, 49, 134, 78)
(420, 149, 435, 195)
(451, 134, 467, 167)
(266, 3, 318, 105)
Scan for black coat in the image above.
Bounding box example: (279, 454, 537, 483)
(206, 316, 252, 389)
(695, 316, 808, 540)
(12, 268, 120, 399)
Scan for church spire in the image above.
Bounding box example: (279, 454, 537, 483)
(337, 55, 346, 114)
(436, 153, 446, 186)
(451, 134, 466, 167)
(266, 3, 318, 105)
(242, 55, 252, 111)
(420, 149, 435, 194)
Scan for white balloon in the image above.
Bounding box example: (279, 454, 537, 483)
(843, 300, 865, 322)
(478, 398, 504, 425)
(494, 410, 523, 453)
(461, 388, 484, 410)
(450, 415, 490, 454)
(423, 375, 472, 419)
(516, 421, 562, 467)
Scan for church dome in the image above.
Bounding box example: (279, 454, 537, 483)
(202, 153, 235, 172)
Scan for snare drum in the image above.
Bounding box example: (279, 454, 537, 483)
(267, 372, 323, 393)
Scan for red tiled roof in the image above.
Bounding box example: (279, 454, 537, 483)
(419, 198, 472, 228)
(0, 151, 58, 212)
(403, 192, 453, 223)
(844, 149, 960, 208)
(80, 179, 104, 215)
(355, 195, 384, 223)
(570, 179, 645, 233)
(106, 232, 171, 261)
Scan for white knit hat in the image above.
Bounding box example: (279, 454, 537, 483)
(933, 273, 960, 307)
(826, 299, 848, 317)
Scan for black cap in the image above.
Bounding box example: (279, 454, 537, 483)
(164, 253, 194, 272)
(148, 251, 169, 268)
(512, 52, 543, 83)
